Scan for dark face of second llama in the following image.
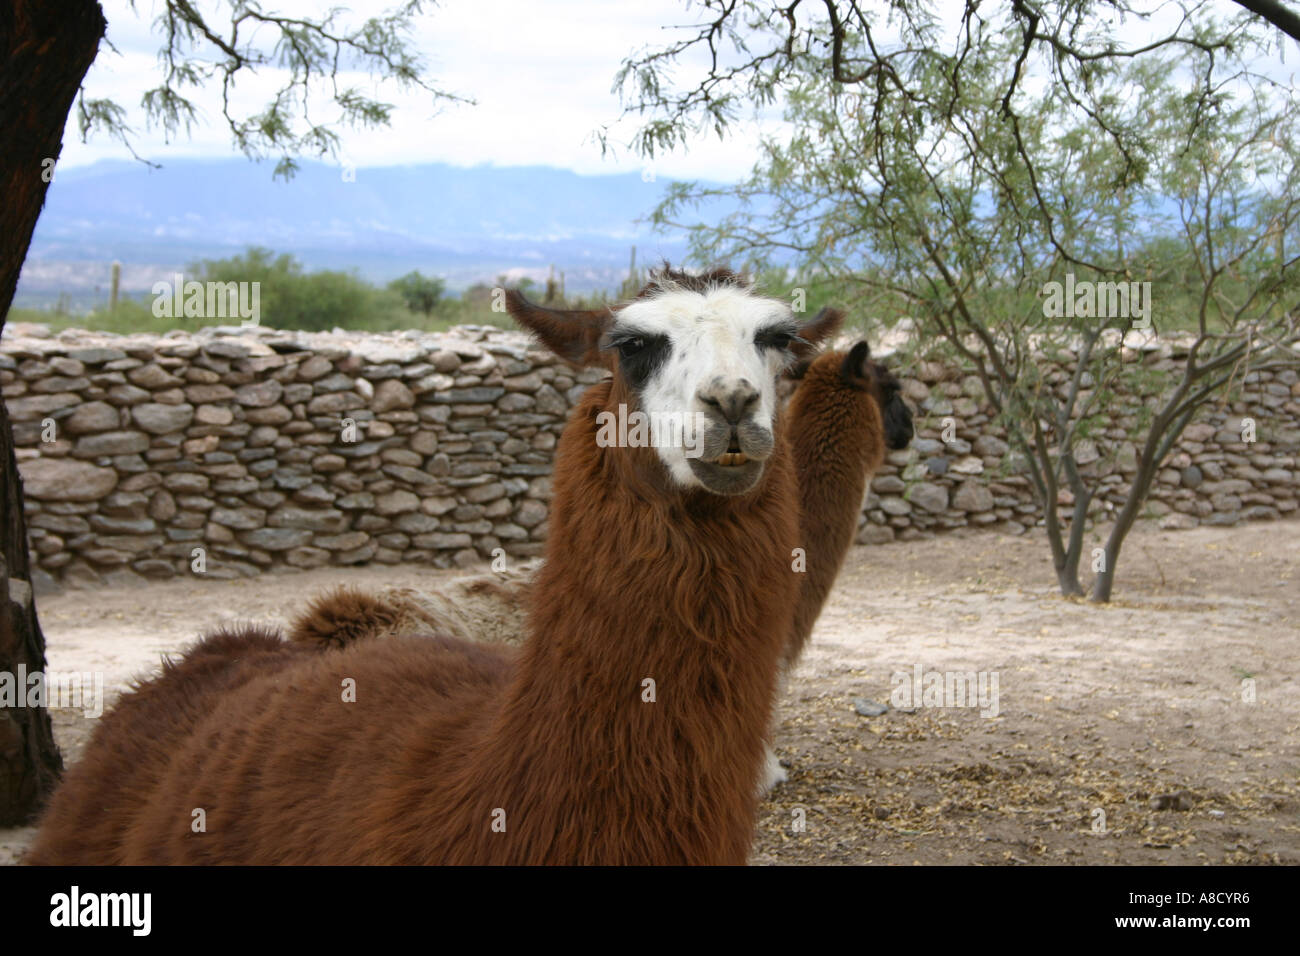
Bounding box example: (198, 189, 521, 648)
(839, 341, 915, 451)
(508, 268, 841, 496)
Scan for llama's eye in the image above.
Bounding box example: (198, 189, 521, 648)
(757, 329, 795, 351)
(618, 337, 646, 358)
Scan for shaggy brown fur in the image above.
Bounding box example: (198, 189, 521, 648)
(284, 337, 913, 797)
(290, 587, 409, 650)
(290, 568, 535, 650)
(28, 269, 833, 865)
(782, 340, 913, 669)
(290, 339, 912, 672)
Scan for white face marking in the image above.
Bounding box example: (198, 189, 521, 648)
(614, 285, 795, 489)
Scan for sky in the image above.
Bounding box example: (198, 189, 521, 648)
(58, 0, 1298, 181)
(60, 0, 779, 181)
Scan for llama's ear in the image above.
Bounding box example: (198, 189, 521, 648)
(839, 340, 872, 388)
(792, 307, 843, 356)
(504, 290, 614, 369)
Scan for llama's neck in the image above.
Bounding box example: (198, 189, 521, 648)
(484, 382, 800, 863)
(784, 372, 883, 665)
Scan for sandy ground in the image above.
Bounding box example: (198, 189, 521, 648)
(2, 519, 1297, 865)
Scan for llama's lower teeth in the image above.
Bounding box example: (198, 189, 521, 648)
(716, 452, 749, 466)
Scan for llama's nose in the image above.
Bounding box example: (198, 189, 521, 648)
(697, 377, 760, 424)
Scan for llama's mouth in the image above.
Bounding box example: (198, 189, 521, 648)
(687, 454, 764, 495)
(713, 451, 750, 467)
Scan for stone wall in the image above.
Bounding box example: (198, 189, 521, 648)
(3, 324, 601, 592)
(856, 347, 1299, 545)
(2, 324, 1297, 591)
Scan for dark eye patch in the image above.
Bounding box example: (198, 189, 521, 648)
(755, 322, 801, 352)
(604, 329, 671, 391)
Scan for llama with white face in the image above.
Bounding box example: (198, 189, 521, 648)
(29, 265, 841, 865)
(613, 279, 799, 494)
(507, 267, 841, 497)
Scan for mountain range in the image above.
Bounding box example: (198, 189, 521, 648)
(15, 158, 731, 310)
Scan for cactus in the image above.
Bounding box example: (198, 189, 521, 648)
(109, 261, 121, 313)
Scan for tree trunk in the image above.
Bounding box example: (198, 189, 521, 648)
(1091, 415, 1171, 603)
(0, 0, 106, 825)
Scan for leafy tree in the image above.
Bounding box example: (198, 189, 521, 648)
(0, 0, 462, 825)
(611, 1, 1299, 601)
(388, 270, 446, 318)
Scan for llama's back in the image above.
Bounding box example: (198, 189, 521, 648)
(25, 625, 309, 865)
(385, 568, 534, 645)
(28, 628, 515, 865)
(289, 563, 536, 650)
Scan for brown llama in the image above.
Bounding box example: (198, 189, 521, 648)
(286, 338, 911, 659)
(754, 340, 914, 788)
(27, 267, 839, 865)
(782, 340, 914, 671)
(287, 339, 914, 793)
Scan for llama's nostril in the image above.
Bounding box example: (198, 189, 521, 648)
(697, 379, 760, 424)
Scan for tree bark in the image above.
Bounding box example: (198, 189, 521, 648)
(0, 0, 106, 825)
(1232, 0, 1300, 43)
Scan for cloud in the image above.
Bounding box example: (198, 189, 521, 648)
(59, 0, 774, 181)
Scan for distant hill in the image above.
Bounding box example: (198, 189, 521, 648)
(15, 158, 730, 310)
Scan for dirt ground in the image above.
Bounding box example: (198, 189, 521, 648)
(2, 519, 1297, 865)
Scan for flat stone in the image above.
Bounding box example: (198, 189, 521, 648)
(336, 492, 375, 510)
(63, 401, 120, 434)
(106, 384, 151, 405)
(127, 364, 182, 388)
(5, 392, 80, 421)
(906, 482, 949, 513)
(88, 515, 157, 534)
(371, 379, 415, 412)
(234, 380, 283, 407)
(297, 356, 334, 381)
(18, 458, 117, 501)
(852, 698, 889, 717)
(357, 341, 423, 364)
(268, 507, 346, 532)
(238, 527, 312, 551)
(209, 506, 266, 530)
(68, 347, 126, 364)
(429, 386, 505, 404)
(313, 531, 370, 551)
(203, 340, 250, 360)
(73, 431, 150, 457)
(286, 546, 332, 569)
(306, 392, 364, 415)
(952, 482, 995, 512)
(879, 496, 912, 516)
(374, 490, 419, 515)
(184, 384, 237, 404)
(412, 532, 473, 550)
(972, 435, 1009, 457)
(133, 402, 195, 434)
(194, 404, 234, 425)
(244, 404, 293, 425)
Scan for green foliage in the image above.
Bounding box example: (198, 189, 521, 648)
(76, 1, 470, 178)
(388, 271, 446, 317)
(616, 0, 1300, 600)
(6, 254, 644, 335)
(188, 247, 386, 331)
